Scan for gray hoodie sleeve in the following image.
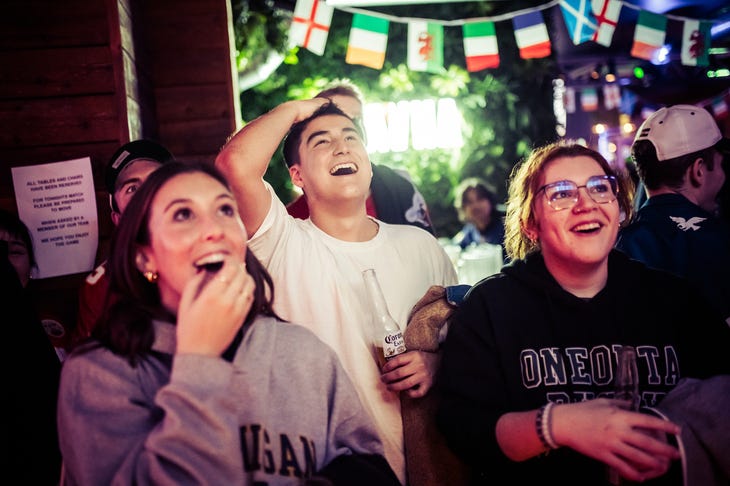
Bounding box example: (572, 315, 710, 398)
(58, 349, 243, 485)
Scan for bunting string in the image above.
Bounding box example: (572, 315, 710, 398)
(288, 0, 729, 119)
(326, 0, 717, 26)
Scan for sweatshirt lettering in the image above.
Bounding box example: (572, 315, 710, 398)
(520, 344, 680, 407)
(240, 424, 317, 479)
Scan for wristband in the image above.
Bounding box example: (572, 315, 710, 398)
(536, 402, 559, 450)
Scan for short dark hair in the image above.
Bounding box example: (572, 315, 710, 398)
(316, 81, 364, 103)
(632, 139, 716, 191)
(0, 209, 36, 270)
(315, 82, 368, 144)
(92, 161, 280, 365)
(281, 102, 362, 168)
(453, 177, 500, 222)
(105, 140, 174, 212)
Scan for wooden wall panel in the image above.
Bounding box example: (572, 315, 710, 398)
(0, 48, 114, 99)
(0, 0, 240, 350)
(0, 0, 108, 48)
(0, 96, 118, 147)
(142, 0, 240, 162)
(159, 117, 234, 161)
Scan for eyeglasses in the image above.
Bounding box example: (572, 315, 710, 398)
(538, 175, 618, 211)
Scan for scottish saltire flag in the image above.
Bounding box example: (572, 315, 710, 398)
(712, 97, 728, 119)
(559, 0, 597, 45)
(289, 0, 334, 56)
(581, 87, 598, 111)
(512, 11, 551, 59)
(346, 14, 389, 69)
(631, 10, 666, 61)
(462, 22, 499, 71)
(591, 0, 622, 47)
(408, 22, 444, 73)
(603, 84, 621, 110)
(681, 19, 711, 66)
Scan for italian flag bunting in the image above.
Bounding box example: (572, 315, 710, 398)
(631, 10, 667, 61)
(288, 0, 334, 56)
(407, 22, 444, 73)
(681, 19, 711, 66)
(462, 22, 499, 71)
(346, 14, 389, 69)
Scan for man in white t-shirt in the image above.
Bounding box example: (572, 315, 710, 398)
(216, 99, 457, 484)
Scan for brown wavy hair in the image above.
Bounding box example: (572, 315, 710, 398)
(504, 141, 635, 261)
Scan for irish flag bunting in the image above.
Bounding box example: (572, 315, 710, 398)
(287, 1, 715, 77)
(407, 22, 444, 73)
(289, 0, 334, 56)
(712, 97, 728, 119)
(346, 14, 389, 69)
(581, 87, 598, 111)
(681, 19, 711, 66)
(631, 10, 667, 61)
(512, 11, 551, 59)
(462, 22, 499, 71)
(591, 0, 622, 47)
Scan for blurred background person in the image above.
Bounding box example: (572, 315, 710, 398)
(451, 177, 505, 251)
(1, 208, 62, 485)
(74, 139, 174, 347)
(58, 162, 399, 485)
(286, 80, 434, 234)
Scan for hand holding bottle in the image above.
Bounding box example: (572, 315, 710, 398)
(362, 269, 407, 369)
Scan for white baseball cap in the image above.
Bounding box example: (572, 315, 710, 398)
(634, 104, 730, 161)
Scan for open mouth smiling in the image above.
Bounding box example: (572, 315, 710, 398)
(330, 162, 358, 176)
(194, 253, 225, 274)
(572, 222, 602, 234)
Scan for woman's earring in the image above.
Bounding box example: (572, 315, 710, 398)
(143, 270, 158, 283)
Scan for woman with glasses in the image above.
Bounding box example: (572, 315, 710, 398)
(435, 141, 730, 485)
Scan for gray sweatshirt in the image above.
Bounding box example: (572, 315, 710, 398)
(57, 316, 387, 485)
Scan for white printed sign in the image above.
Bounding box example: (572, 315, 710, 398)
(11, 157, 98, 279)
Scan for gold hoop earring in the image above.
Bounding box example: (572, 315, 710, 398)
(143, 271, 158, 283)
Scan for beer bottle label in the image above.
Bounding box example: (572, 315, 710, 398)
(381, 330, 406, 359)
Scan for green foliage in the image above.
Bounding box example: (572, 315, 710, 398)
(231, 1, 559, 237)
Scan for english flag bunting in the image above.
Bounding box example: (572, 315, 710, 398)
(559, 0, 597, 45)
(631, 10, 667, 61)
(346, 14, 389, 69)
(591, 0, 622, 47)
(681, 19, 711, 66)
(407, 22, 444, 73)
(462, 22, 499, 71)
(603, 84, 621, 110)
(512, 11, 551, 59)
(564, 87, 576, 113)
(289, 0, 334, 56)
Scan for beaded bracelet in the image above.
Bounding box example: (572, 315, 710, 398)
(536, 402, 559, 450)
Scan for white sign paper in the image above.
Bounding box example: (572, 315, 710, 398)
(11, 157, 98, 279)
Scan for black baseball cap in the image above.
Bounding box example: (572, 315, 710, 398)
(105, 140, 174, 194)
